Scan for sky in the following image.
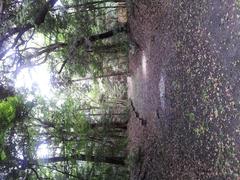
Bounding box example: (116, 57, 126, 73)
(13, 0, 65, 99)
(15, 63, 53, 98)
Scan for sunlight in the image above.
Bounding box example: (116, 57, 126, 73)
(159, 74, 165, 110)
(37, 143, 50, 158)
(142, 52, 147, 78)
(54, 0, 65, 14)
(12, 32, 54, 98)
(27, 33, 45, 48)
(15, 64, 53, 98)
(55, 0, 64, 7)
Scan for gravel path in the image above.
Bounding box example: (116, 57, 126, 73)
(127, 1, 175, 179)
(127, 0, 240, 179)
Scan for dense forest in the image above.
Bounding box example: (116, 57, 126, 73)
(0, 0, 130, 179)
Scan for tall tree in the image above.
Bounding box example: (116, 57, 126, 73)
(0, 0, 129, 179)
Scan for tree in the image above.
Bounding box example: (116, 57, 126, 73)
(0, 0, 130, 179)
(0, 0, 58, 58)
(0, 0, 129, 82)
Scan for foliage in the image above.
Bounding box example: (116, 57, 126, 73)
(0, 0, 130, 178)
(0, 96, 23, 160)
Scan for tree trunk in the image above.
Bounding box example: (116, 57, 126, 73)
(0, 153, 125, 174)
(34, 0, 58, 25)
(88, 24, 126, 42)
(92, 42, 127, 54)
(34, 154, 125, 166)
(71, 71, 129, 82)
(54, 0, 126, 10)
(90, 121, 127, 130)
(88, 113, 126, 116)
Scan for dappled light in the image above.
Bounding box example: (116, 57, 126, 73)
(141, 52, 147, 78)
(159, 72, 165, 111)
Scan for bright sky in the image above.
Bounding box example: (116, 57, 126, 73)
(37, 143, 50, 158)
(15, 64, 53, 98)
(13, 0, 64, 98)
(55, 0, 63, 6)
(11, 28, 55, 98)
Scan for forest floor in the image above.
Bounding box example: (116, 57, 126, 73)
(127, 0, 171, 179)
(126, 0, 240, 179)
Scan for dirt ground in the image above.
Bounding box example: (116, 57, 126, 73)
(127, 1, 174, 179)
(127, 0, 240, 179)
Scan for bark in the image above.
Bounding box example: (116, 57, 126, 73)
(54, 0, 125, 10)
(34, 154, 125, 166)
(92, 42, 127, 53)
(88, 113, 126, 116)
(77, 106, 101, 111)
(71, 71, 129, 82)
(0, 154, 125, 173)
(23, 42, 67, 61)
(90, 122, 127, 130)
(88, 25, 126, 42)
(34, 0, 58, 26)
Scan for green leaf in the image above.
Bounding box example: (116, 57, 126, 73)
(0, 150, 6, 160)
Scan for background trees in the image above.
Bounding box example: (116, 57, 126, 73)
(0, 0, 129, 179)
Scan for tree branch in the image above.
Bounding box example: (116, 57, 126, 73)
(31, 167, 41, 180)
(58, 24, 127, 73)
(0, 0, 58, 59)
(34, 0, 58, 26)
